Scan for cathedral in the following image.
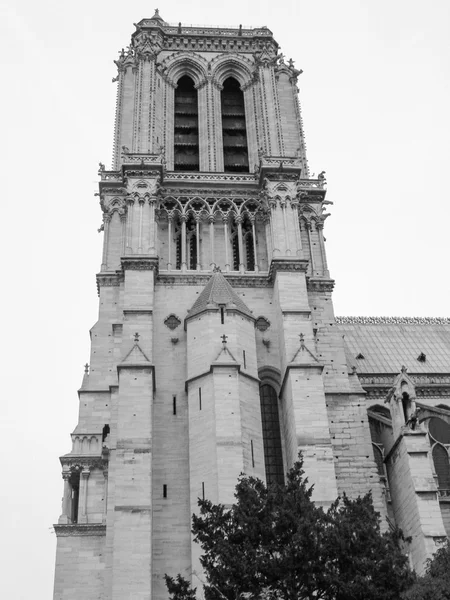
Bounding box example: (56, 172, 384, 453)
(53, 11, 450, 599)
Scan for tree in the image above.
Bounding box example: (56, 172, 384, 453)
(165, 455, 414, 600)
(401, 540, 450, 600)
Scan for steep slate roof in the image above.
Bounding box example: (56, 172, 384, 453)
(187, 271, 253, 320)
(336, 317, 450, 374)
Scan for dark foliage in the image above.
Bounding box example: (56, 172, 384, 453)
(166, 456, 415, 600)
(402, 540, 450, 600)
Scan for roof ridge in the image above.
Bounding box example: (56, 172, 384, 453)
(336, 316, 450, 325)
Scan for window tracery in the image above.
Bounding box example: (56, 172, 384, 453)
(156, 194, 266, 272)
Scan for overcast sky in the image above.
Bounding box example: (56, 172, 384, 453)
(1, 0, 449, 597)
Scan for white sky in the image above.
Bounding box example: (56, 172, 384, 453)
(1, 0, 449, 597)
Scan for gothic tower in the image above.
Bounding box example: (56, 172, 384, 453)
(52, 11, 429, 599)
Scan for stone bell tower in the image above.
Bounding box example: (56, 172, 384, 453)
(53, 10, 386, 599)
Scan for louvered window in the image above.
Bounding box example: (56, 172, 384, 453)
(174, 76, 199, 171)
(259, 384, 284, 485)
(221, 78, 249, 173)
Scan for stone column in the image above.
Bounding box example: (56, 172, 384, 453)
(78, 468, 90, 524)
(181, 215, 187, 272)
(126, 198, 134, 254)
(269, 200, 279, 256)
(224, 217, 230, 272)
(251, 217, 259, 272)
(237, 216, 245, 273)
(149, 199, 156, 254)
(196, 217, 201, 270)
(167, 215, 173, 271)
(211, 81, 224, 172)
(209, 216, 215, 269)
(291, 200, 302, 256)
(103, 470, 108, 524)
(138, 197, 144, 252)
(120, 213, 127, 255)
(197, 82, 209, 172)
(101, 214, 111, 270)
(306, 220, 315, 274)
(281, 200, 291, 255)
(317, 222, 329, 276)
(58, 472, 72, 524)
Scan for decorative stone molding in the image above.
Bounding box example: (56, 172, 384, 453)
(163, 172, 257, 184)
(121, 256, 159, 272)
(54, 524, 106, 537)
(268, 258, 309, 281)
(336, 316, 450, 325)
(159, 51, 209, 88)
(307, 278, 335, 293)
(209, 52, 255, 88)
(156, 273, 270, 288)
(97, 273, 122, 289)
(60, 456, 107, 470)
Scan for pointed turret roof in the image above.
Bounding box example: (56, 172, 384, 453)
(187, 270, 253, 321)
(149, 8, 167, 25)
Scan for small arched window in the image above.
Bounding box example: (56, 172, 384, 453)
(221, 77, 249, 173)
(174, 76, 199, 171)
(259, 384, 284, 485)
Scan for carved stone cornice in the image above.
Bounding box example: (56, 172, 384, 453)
(54, 524, 106, 537)
(157, 273, 271, 288)
(60, 455, 108, 470)
(163, 172, 257, 185)
(269, 259, 309, 282)
(307, 278, 335, 293)
(96, 272, 122, 295)
(121, 256, 159, 272)
(358, 373, 450, 400)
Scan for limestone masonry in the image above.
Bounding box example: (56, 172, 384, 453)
(53, 10, 450, 599)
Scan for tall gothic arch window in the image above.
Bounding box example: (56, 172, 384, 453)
(428, 417, 450, 496)
(242, 217, 255, 270)
(174, 76, 199, 171)
(221, 77, 249, 173)
(174, 218, 182, 270)
(230, 217, 240, 270)
(259, 384, 284, 485)
(186, 215, 197, 270)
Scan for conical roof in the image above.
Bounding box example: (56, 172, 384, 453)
(187, 271, 253, 320)
(149, 9, 167, 25)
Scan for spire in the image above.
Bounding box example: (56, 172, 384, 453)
(186, 270, 253, 321)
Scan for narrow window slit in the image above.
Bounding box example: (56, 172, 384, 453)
(163, 484, 167, 498)
(173, 396, 177, 415)
(202, 482, 205, 500)
(251, 439, 255, 467)
(199, 387, 202, 410)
